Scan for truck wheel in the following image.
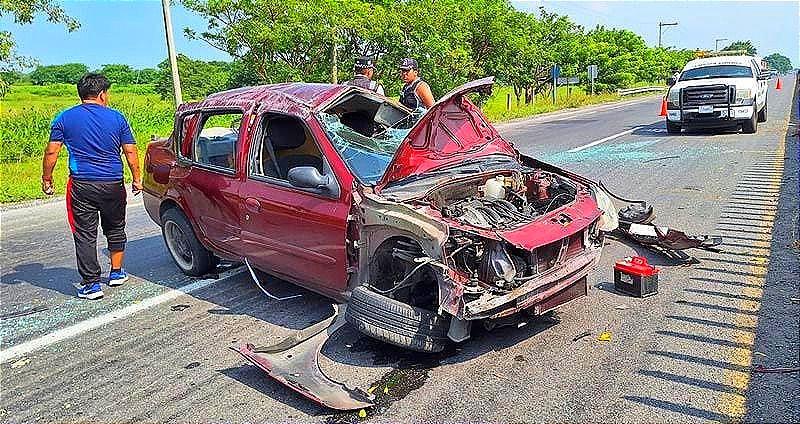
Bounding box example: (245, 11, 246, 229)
(346, 285, 450, 353)
(757, 100, 767, 122)
(161, 207, 216, 276)
(742, 108, 758, 134)
(666, 120, 681, 134)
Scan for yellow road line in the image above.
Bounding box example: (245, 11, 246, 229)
(715, 131, 786, 421)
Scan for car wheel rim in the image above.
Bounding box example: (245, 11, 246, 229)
(165, 221, 194, 270)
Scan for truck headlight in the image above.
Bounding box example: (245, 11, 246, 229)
(667, 88, 680, 108)
(735, 88, 753, 104)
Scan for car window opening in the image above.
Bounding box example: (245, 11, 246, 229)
(318, 92, 422, 185)
(251, 114, 324, 180)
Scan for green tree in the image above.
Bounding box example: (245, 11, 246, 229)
(722, 40, 757, 55)
(763, 53, 792, 74)
(156, 54, 231, 100)
(0, 0, 80, 95)
(100, 64, 136, 85)
(29, 63, 88, 85)
(137, 68, 160, 84)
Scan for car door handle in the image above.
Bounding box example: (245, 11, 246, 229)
(244, 197, 262, 213)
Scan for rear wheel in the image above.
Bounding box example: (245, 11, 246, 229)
(666, 120, 681, 134)
(161, 207, 216, 276)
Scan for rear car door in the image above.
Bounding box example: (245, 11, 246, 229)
(239, 113, 351, 298)
(173, 108, 250, 257)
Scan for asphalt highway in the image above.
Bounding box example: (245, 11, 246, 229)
(1, 79, 797, 423)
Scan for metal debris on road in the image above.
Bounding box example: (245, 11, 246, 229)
(642, 155, 680, 163)
(232, 304, 374, 411)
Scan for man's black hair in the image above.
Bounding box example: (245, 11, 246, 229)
(77, 73, 111, 100)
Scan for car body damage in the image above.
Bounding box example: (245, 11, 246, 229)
(143, 76, 616, 410)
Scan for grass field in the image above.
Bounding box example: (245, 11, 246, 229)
(1, 84, 175, 203)
(0, 82, 661, 203)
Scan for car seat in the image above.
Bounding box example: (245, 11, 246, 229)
(267, 117, 323, 178)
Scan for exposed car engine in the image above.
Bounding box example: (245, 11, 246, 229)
(436, 170, 578, 230)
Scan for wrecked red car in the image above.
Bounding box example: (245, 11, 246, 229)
(143, 77, 617, 353)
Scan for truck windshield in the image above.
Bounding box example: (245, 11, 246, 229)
(680, 65, 753, 81)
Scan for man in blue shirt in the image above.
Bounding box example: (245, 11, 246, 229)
(42, 73, 142, 300)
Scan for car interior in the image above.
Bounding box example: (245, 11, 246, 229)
(324, 92, 413, 137)
(252, 115, 324, 179)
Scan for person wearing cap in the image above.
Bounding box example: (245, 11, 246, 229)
(344, 56, 384, 95)
(398, 58, 435, 110)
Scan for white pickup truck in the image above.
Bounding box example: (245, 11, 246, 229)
(665, 55, 769, 134)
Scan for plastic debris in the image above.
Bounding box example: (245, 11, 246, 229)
(367, 386, 377, 394)
(597, 331, 612, 342)
(10, 357, 29, 369)
(358, 409, 367, 418)
(615, 305, 630, 310)
(572, 330, 592, 342)
(754, 351, 767, 357)
(383, 386, 389, 394)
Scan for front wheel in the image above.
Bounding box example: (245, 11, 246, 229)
(161, 207, 216, 276)
(757, 99, 767, 122)
(742, 107, 758, 134)
(666, 120, 681, 134)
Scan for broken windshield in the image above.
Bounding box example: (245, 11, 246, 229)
(317, 112, 418, 185)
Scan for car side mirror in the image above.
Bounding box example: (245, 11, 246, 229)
(666, 77, 676, 86)
(287, 166, 331, 190)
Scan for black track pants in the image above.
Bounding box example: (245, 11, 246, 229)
(67, 178, 127, 285)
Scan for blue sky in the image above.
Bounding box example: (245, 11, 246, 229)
(4, 0, 799, 70)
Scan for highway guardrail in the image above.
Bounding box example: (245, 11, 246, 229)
(617, 86, 667, 96)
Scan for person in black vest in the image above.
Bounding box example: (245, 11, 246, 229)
(398, 58, 435, 110)
(344, 56, 384, 95)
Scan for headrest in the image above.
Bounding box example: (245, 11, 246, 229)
(267, 117, 306, 150)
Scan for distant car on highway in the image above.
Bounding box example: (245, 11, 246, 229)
(665, 55, 769, 134)
(141, 77, 617, 352)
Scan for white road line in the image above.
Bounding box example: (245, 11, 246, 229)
(0, 267, 244, 364)
(567, 127, 642, 153)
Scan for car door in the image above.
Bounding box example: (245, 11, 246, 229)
(172, 108, 250, 257)
(238, 113, 351, 298)
(752, 59, 767, 107)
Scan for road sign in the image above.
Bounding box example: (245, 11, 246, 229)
(558, 77, 580, 85)
(551, 65, 561, 80)
(587, 65, 598, 79)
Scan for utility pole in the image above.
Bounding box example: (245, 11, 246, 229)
(715, 38, 728, 52)
(161, 0, 182, 106)
(658, 21, 678, 48)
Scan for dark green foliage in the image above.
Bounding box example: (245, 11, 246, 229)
(763, 53, 792, 74)
(29, 63, 88, 85)
(722, 40, 757, 56)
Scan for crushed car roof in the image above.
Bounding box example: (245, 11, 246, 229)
(179, 83, 352, 115)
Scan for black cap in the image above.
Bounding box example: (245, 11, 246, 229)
(354, 56, 375, 71)
(399, 58, 418, 71)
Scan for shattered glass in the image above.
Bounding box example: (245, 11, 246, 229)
(317, 112, 416, 185)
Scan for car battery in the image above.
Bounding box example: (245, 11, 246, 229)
(614, 256, 659, 297)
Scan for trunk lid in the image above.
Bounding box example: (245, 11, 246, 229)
(377, 77, 517, 187)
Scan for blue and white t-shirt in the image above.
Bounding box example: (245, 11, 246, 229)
(49, 103, 135, 181)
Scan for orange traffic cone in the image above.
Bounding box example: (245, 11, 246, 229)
(659, 98, 668, 116)
(776, 78, 782, 90)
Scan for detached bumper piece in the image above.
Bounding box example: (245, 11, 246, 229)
(231, 305, 374, 411)
(615, 203, 723, 264)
